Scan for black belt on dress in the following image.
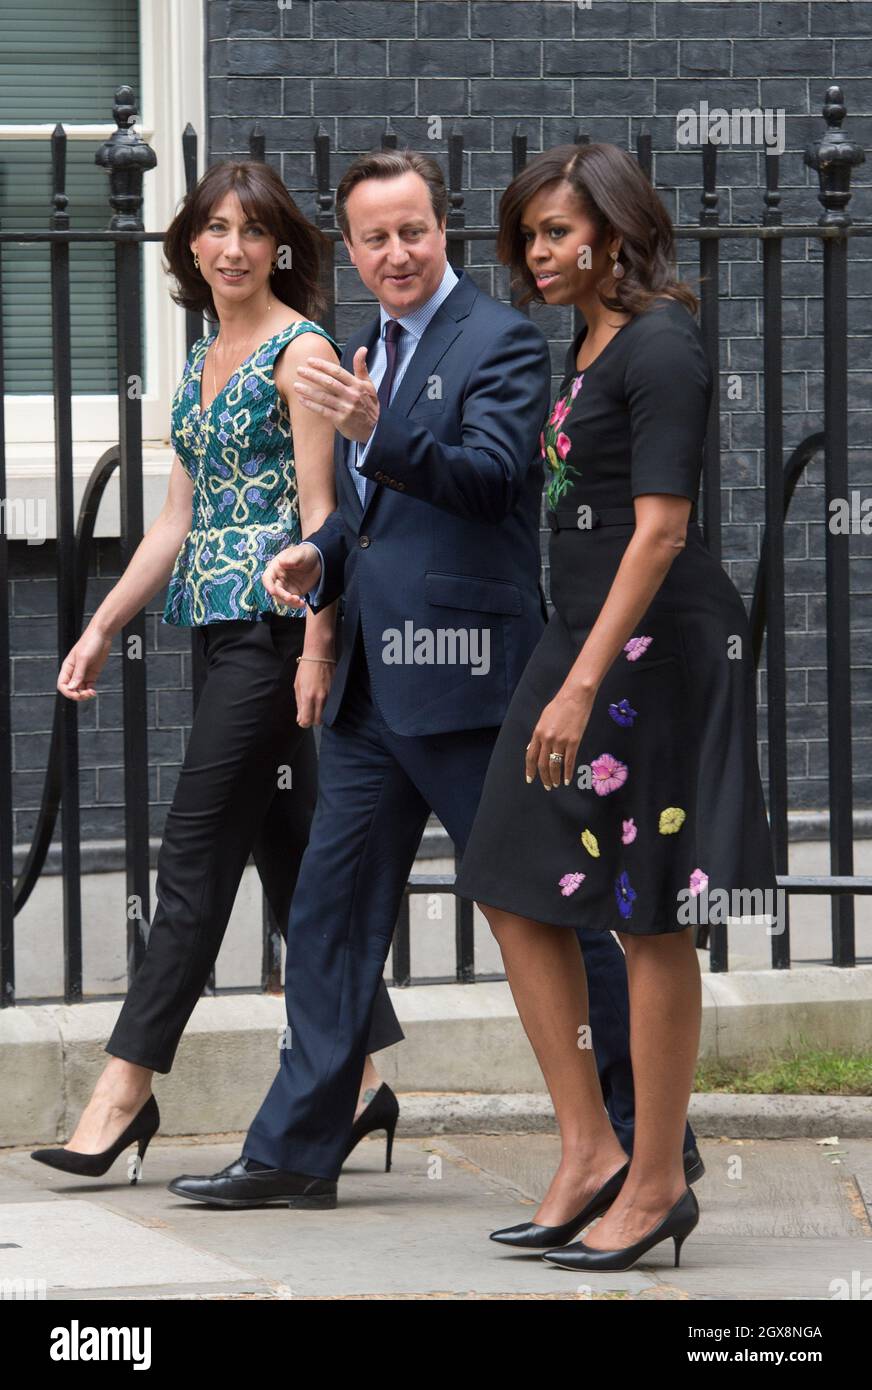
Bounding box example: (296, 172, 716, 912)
(545, 503, 697, 532)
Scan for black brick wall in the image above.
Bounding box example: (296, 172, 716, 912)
(8, 1, 872, 851)
(9, 541, 190, 848)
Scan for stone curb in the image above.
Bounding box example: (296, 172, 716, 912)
(2, 969, 871, 1146)
(393, 1092, 872, 1139)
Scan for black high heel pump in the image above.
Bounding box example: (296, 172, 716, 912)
(542, 1186, 700, 1271)
(30, 1094, 160, 1184)
(490, 1161, 631, 1249)
(341, 1082, 399, 1171)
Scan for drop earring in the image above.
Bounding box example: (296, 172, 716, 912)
(193, 252, 200, 270)
(610, 250, 624, 280)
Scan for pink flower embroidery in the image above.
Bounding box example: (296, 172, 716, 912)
(689, 868, 709, 897)
(549, 398, 571, 430)
(624, 635, 653, 662)
(590, 753, 629, 797)
(556, 431, 572, 460)
(559, 872, 586, 897)
(539, 431, 545, 456)
(622, 817, 637, 844)
(570, 373, 584, 400)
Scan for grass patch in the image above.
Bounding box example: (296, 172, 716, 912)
(695, 1044, 872, 1096)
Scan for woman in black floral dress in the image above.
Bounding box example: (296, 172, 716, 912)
(455, 144, 778, 1272)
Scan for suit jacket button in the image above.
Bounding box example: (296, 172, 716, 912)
(359, 535, 371, 548)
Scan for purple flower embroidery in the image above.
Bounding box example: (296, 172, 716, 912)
(689, 868, 709, 897)
(622, 817, 637, 845)
(615, 871, 637, 919)
(570, 373, 584, 400)
(559, 872, 586, 897)
(624, 635, 653, 662)
(609, 698, 637, 727)
(591, 753, 628, 796)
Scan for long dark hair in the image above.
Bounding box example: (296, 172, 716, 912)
(163, 160, 329, 323)
(497, 142, 699, 316)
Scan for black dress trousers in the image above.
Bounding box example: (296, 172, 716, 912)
(105, 613, 403, 1073)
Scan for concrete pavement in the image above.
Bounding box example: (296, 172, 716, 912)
(2, 1130, 871, 1301)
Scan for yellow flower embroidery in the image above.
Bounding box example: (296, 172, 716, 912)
(659, 807, 686, 835)
(581, 829, 600, 857)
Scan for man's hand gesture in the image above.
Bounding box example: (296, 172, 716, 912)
(293, 347, 380, 443)
(262, 543, 322, 607)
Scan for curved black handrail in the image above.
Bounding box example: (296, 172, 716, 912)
(694, 430, 825, 954)
(749, 431, 825, 667)
(12, 445, 121, 913)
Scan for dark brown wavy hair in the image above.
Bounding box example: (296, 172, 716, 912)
(497, 142, 699, 317)
(163, 160, 329, 324)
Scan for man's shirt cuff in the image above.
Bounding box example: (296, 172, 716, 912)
(298, 541, 325, 606)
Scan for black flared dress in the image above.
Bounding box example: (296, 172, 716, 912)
(454, 297, 779, 936)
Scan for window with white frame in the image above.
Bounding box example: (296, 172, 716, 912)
(1, 0, 204, 466)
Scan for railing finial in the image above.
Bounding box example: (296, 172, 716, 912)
(94, 85, 157, 231)
(804, 85, 866, 228)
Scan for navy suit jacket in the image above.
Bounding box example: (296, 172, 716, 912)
(305, 267, 552, 737)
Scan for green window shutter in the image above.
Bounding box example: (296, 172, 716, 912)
(0, 0, 141, 394)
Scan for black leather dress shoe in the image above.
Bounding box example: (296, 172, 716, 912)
(167, 1157, 337, 1209)
(683, 1146, 705, 1185)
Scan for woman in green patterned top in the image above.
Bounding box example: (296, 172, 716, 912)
(32, 162, 402, 1183)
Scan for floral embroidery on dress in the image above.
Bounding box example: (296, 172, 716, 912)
(624, 635, 653, 661)
(659, 806, 686, 834)
(622, 817, 637, 845)
(541, 373, 584, 510)
(609, 698, 637, 727)
(580, 829, 600, 857)
(689, 868, 708, 896)
(615, 871, 637, 919)
(590, 753, 629, 796)
(559, 872, 586, 896)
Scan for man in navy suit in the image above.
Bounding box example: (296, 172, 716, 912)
(169, 149, 701, 1208)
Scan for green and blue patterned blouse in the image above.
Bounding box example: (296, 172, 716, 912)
(162, 319, 340, 627)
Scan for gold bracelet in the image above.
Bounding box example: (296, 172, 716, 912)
(296, 655, 337, 664)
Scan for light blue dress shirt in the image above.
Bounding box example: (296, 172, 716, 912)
(300, 260, 459, 606)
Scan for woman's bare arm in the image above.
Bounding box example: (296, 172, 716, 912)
(274, 332, 341, 660)
(58, 458, 193, 698)
(563, 494, 692, 697)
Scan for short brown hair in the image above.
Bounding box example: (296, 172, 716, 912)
(334, 148, 449, 241)
(497, 142, 699, 316)
(163, 159, 329, 323)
